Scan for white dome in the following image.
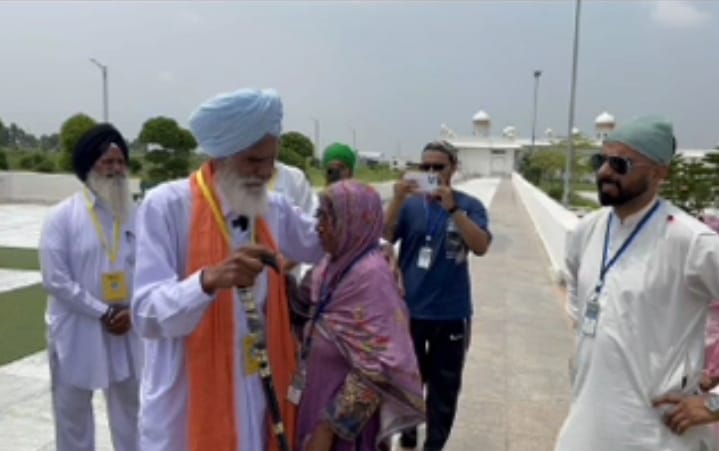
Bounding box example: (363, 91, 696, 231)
(572, 126, 581, 136)
(545, 128, 554, 137)
(595, 111, 615, 125)
(472, 110, 491, 122)
(502, 126, 516, 138)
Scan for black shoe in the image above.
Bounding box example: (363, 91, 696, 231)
(400, 431, 418, 449)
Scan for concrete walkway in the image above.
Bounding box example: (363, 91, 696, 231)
(446, 180, 573, 451)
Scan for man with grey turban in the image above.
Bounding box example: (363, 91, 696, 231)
(131, 88, 324, 450)
(556, 116, 719, 450)
(39, 123, 142, 451)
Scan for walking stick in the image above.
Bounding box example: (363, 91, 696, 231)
(236, 251, 292, 451)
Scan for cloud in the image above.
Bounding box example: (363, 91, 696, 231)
(176, 10, 204, 25)
(650, 1, 712, 29)
(158, 71, 175, 83)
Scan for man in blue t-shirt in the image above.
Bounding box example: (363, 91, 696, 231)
(384, 140, 492, 451)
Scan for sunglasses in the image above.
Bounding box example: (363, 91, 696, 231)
(419, 163, 446, 172)
(589, 154, 651, 175)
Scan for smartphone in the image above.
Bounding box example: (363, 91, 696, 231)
(404, 171, 439, 193)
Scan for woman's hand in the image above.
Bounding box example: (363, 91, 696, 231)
(653, 394, 718, 435)
(701, 373, 719, 392)
(304, 421, 334, 451)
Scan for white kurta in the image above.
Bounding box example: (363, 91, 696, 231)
(557, 200, 719, 451)
(131, 178, 323, 451)
(271, 162, 318, 216)
(39, 190, 143, 389)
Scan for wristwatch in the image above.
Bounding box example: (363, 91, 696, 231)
(705, 393, 719, 416)
(447, 205, 460, 215)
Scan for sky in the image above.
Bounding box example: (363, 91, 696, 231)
(0, 0, 717, 158)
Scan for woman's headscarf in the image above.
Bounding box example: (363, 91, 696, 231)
(318, 180, 383, 286)
(703, 215, 719, 234)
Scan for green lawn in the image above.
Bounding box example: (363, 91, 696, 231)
(0, 247, 40, 270)
(0, 246, 44, 364)
(0, 283, 47, 365)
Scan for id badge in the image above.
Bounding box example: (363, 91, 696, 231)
(101, 272, 128, 303)
(287, 371, 305, 405)
(244, 335, 260, 376)
(417, 246, 432, 270)
(581, 300, 600, 337)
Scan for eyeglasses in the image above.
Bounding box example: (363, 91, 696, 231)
(419, 163, 446, 172)
(589, 153, 651, 175)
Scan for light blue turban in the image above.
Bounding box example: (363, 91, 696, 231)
(604, 115, 675, 165)
(188, 88, 283, 158)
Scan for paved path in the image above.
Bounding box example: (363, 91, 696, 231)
(445, 180, 573, 451)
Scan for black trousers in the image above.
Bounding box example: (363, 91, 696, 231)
(401, 318, 471, 451)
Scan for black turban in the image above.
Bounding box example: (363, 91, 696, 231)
(72, 123, 129, 181)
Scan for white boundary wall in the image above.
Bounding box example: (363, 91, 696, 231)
(0, 171, 141, 204)
(511, 172, 579, 283)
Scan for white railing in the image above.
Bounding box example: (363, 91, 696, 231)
(511, 172, 579, 284)
(0, 171, 141, 204)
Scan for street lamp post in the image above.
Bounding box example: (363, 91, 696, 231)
(90, 58, 109, 122)
(311, 117, 320, 159)
(531, 70, 542, 153)
(349, 127, 357, 150)
(562, 0, 582, 207)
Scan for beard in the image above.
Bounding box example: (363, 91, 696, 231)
(86, 170, 131, 219)
(596, 176, 647, 207)
(214, 162, 269, 218)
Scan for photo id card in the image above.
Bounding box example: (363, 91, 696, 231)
(581, 301, 600, 337)
(101, 272, 128, 303)
(417, 246, 433, 270)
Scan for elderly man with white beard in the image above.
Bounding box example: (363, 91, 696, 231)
(39, 123, 142, 451)
(131, 88, 324, 451)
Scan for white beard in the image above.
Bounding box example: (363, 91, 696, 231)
(86, 171, 131, 220)
(214, 162, 269, 218)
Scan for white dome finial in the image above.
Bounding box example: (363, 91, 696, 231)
(595, 111, 615, 125)
(472, 110, 491, 122)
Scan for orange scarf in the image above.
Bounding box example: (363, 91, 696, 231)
(185, 162, 298, 451)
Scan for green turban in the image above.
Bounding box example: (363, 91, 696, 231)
(322, 142, 356, 169)
(604, 115, 675, 165)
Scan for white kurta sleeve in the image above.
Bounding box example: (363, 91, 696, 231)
(39, 208, 108, 319)
(131, 193, 215, 339)
(564, 227, 582, 326)
(685, 232, 719, 302)
(295, 170, 319, 216)
(276, 195, 324, 265)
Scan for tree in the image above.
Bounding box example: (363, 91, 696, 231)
(7, 123, 20, 149)
(520, 149, 566, 185)
(59, 113, 97, 171)
(281, 131, 314, 159)
(128, 157, 143, 174)
(138, 116, 197, 186)
(19, 153, 55, 173)
(703, 152, 719, 209)
(661, 155, 715, 215)
(278, 131, 314, 170)
(39, 133, 60, 152)
(0, 119, 9, 147)
(0, 150, 8, 170)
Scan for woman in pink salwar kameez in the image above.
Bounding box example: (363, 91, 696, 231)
(296, 180, 424, 451)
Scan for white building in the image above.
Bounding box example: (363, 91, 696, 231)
(439, 110, 553, 178)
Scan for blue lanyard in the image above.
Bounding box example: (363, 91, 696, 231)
(300, 244, 379, 363)
(424, 199, 446, 242)
(596, 201, 661, 293)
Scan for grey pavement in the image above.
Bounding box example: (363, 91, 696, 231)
(445, 180, 573, 451)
